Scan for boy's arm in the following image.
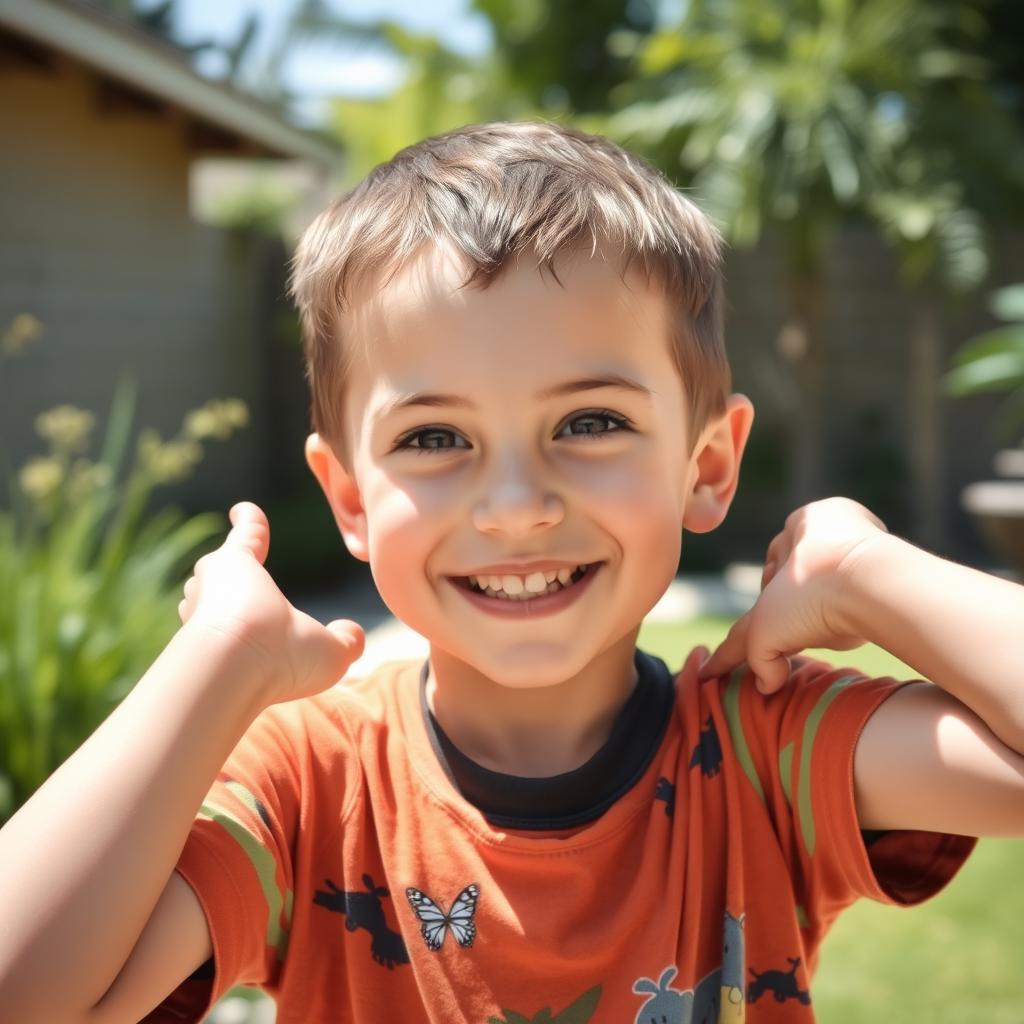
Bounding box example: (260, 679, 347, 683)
(838, 533, 1024, 835)
(836, 532, 1024, 755)
(0, 503, 363, 1023)
(0, 623, 270, 1024)
(698, 497, 1024, 838)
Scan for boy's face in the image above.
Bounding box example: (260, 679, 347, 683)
(307, 243, 752, 689)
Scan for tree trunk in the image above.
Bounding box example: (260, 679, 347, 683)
(908, 294, 947, 552)
(784, 271, 828, 508)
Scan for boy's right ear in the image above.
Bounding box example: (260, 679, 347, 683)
(304, 433, 370, 562)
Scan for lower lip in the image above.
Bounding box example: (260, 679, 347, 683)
(447, 564, 602, 618)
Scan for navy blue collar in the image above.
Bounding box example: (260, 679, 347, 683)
(419, 649, 675, 830)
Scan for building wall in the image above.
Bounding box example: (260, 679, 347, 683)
(0, 56, 279, 515)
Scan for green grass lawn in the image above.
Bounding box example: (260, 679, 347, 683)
(638, 615, 1024, 1023)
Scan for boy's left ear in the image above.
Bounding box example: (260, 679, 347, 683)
(304, 433, 370, 562)
(681, 394, 755, 534)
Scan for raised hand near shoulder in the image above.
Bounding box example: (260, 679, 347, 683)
(697, 497, 889, 693)
(178, 501, 364, 705)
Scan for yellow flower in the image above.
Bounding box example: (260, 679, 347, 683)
(221, 399, 249, 429)
(184, 408, 220, 440)
(2, 314, 43, 356)
(183, 399, 248, 441)
(138, 429, 162, 460)
(67, 459, 113, 501)
(19, 456, 63, 502)
(34, 406, 95, 453)
(141, 438, 203, 484)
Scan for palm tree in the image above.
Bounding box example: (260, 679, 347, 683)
(605, 0, 1020, 535)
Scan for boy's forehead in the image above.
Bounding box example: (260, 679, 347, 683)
(342, 242, 678, 425)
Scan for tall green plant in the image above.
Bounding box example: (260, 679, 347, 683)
(943, 284, 1024, 444)
(0, 341, 249, 824)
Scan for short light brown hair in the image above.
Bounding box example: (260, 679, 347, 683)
(289, 120, 731, 463)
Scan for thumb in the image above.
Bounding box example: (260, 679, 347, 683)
(225, 501, 270, 564)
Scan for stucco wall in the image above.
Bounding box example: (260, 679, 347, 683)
(0, 56, 282, 514)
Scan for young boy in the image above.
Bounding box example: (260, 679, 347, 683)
(1, 121, 1022, 1024)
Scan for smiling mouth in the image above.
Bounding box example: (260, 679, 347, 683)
(449, 562, 600, 601)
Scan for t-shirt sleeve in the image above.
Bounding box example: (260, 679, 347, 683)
(144, 705, 302, 1022)
(719, 656, 976, 929)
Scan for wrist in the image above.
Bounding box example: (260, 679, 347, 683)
(833, 530, 907, 640)
(178, 618, 278, 711)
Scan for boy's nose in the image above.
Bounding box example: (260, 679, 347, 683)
(471, 459, 565, 536)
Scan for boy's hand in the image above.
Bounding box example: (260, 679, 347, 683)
(178, 501, 364, 705)
(697, 497, 889, 694)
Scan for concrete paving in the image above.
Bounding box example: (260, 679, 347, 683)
(293, 564, 763, 678)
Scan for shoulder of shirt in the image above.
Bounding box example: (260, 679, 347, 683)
(672, 648, 877, 710)
(253, 657, 423, 742)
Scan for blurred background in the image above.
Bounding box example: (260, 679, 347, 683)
(1, 0, 1023, 1021)
(4, 0, 1024, 591)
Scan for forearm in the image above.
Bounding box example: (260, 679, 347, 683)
(0, 622, 271, 1022)
(840, 533, 1024, 752)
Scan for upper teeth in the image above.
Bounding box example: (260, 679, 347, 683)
(469, 566, 586, 595)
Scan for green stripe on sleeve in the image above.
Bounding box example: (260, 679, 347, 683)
(796, 675, 860, 857)
(199, 780, 292, 959)
(779, 742, 794, 808)
(723, 667, 765, 805)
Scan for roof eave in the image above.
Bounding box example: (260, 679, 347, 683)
(0, 0, 341, 167)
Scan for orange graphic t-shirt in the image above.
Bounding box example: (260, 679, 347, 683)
(151, 647, 975, 1023)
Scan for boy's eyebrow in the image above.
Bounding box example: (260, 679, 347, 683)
(376, 374, 654, 419)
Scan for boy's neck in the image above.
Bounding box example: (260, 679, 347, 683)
(424, 629, 642, 778)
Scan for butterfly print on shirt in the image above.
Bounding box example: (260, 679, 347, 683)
(406, 883, 480, 951)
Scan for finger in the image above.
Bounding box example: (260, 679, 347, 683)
(178, 598, 187, 623)
(760, 558, 777, 592)
(764, 532, 788, 566)
(748, 654, 792, 695)
(226, 501, 270, 564)
(699, 612, 791, 695)
(698, 613, 751, 679)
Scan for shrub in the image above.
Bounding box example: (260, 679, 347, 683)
(0, 347, 248, 825)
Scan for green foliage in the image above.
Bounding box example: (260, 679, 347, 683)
(321, 3, 658, 184)
(472, 0, 655, 115)
(488, 984, 602, 1024)
(0, 348, 249, 825)
(605, 0, 1016, 290)
(208, 178, 300, 237)
(328, 26, 512, 186)
(944, 284, 1024, 442)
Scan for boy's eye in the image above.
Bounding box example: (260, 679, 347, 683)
(391, 410, 632, 455)
(557, 410, 632, 439)
(393, 427, 469, 453)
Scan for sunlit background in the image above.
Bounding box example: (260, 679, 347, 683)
(1, 1, 1023, 1021)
